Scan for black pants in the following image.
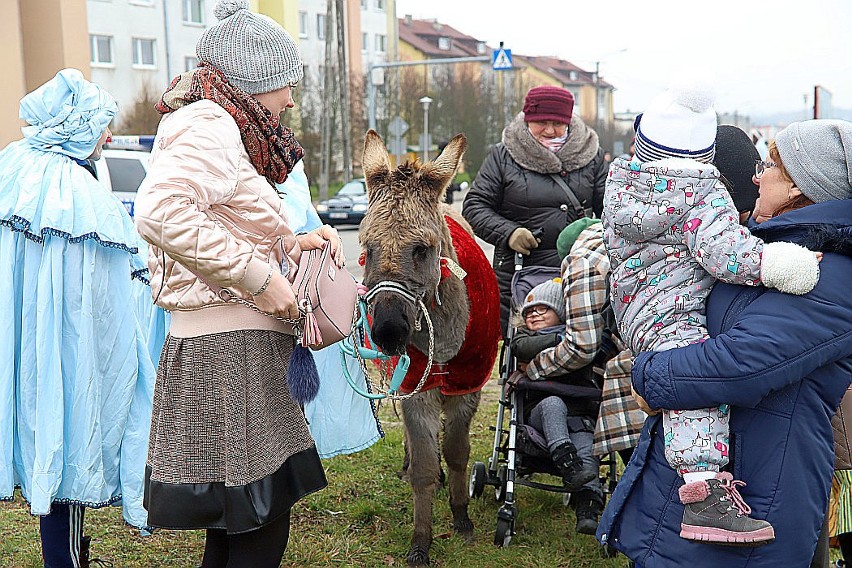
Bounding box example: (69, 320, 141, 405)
(200, 511, 291, 568)
(40, 503, 85, 568)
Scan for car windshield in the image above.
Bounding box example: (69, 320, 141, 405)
(105, 156, 147, 193)
(337, 181, 365, 196)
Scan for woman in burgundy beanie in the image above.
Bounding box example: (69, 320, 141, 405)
(463, 84, 606, 335)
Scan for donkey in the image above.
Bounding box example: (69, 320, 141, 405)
(359, 130, 501, 566)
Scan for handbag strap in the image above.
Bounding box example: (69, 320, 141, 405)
(550, 173, 593, 218)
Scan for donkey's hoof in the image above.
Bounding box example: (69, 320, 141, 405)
(453, 517, 474, 541)
(406, 546, 430, 566)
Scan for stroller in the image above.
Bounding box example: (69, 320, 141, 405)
(468, 253, 620, 550)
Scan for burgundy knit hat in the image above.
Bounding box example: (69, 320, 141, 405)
(523, 86, 574, 125)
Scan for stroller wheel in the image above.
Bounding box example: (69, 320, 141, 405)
(495, 465, 508, 502)
(494, 507, 515, 548)
(469, 462, 486, 498)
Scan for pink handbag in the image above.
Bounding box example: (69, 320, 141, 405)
(292, 244, 357, 350)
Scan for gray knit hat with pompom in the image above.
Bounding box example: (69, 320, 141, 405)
(197, 0, 303, 94)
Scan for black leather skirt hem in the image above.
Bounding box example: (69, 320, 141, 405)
(143, 446, 327, 534)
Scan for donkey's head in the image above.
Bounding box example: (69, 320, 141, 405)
(359, 129, 467, 355)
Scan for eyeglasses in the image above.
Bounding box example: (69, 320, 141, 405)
(754, 160, 776, 180)
(523, 305, 550, 318)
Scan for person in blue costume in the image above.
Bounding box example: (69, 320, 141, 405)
(597, 119, 852, 567)
(0, 68, 155, 567)
(277, 161, 383, 458)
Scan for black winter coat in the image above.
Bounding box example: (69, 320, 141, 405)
(463, 114, 607, 334)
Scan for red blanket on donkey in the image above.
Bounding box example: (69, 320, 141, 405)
(398, 215, 501, 395)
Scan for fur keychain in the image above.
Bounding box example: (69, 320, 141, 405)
(288, 344, 320, 405)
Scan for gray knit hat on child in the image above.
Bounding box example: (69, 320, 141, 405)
(197, 0, 303, 94)
(522, 279, 566, 321)
(775, 119, 852, 203)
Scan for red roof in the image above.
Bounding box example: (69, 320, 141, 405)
(398, 17, 488, 58)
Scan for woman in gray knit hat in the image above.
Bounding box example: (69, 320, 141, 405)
(601, 118, 852, 568)
(135, 1, 343, 565)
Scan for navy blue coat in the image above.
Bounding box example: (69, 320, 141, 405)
(597, 199, 852, 567)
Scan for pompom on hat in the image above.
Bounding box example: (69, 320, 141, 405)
(523, 86, 574, 125)
(197, 0, 303, 95)
(634, 81, 718, 164)
(522, 278, 566, 322)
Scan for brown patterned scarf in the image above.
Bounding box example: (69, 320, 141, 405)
(156, 63, 303, 186)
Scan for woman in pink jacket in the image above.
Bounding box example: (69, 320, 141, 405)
(134, 2, 342, 566)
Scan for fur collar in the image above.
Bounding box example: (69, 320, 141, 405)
(502, 112, 600, 174)
(804, 225, 852, 258)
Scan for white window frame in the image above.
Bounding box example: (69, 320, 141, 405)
(375, 34, 386, 53)
(438, 37, 450, 51)
(375, 0, 385, 10)
(131, 37, 157, 69)
(89, 34, 114, 67)
(298, 11, 309, 38)
(182, 0, 204, 25)
(184, 56, 198, 72)
(317, 14, 327, 40)
(128, 0, 155, 6)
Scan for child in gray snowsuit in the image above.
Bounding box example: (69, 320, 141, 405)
(602, 86, 821, 546)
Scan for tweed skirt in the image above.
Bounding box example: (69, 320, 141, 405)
(144, 329, 327, 533)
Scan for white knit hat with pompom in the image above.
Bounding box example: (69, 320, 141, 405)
(634, 80, 718, 163)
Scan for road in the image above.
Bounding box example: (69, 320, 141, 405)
(333, 190, 495, 281)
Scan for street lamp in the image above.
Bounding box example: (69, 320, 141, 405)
(419, 96, 433, 162)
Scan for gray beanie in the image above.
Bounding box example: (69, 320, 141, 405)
(197, 0, 303, 95)
(522, 278, 565, 322)
(775, 119, 852, 203)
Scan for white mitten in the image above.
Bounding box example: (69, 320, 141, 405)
(760, 241, 821, 295)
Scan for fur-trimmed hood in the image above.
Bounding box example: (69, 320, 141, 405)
(750, 199, 852, 258)
(502, 112, 600, 174)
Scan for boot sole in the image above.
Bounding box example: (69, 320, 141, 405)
(680, 524, 775, 547)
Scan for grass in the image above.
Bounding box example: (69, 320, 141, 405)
(0, 380, 626, 567)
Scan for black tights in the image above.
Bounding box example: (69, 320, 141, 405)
(200, 511, 291, 568)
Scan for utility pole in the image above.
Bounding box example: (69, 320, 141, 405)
(335, 0, 352, 182)
(318, 0, 335, 201)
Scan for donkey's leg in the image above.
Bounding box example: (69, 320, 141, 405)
(401, 390, 442, 566)
(442, 390, 481, 542)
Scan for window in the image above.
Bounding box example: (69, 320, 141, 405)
(360, 0, 367, 8)
(317, 14, 326, 40)
(184, 56, 198, 72)
(438, 37, 451, 51)
(375, 34, 386, 53)
(362, 32, 368, 52)
(376, 0, 385, 10)
(569, 71, 578, 81)
(89, 34, 113, 65)
(132, 38, 156, 67)
(298, 11, 308, 38)
(476, 42, 486, 54)
(183, 0, 204, 24)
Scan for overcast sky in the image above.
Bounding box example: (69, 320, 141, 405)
(394, 0, 852, 118)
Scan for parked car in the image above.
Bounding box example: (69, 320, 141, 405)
(316, 178, 368, 226)
(91, 136, 153, 218)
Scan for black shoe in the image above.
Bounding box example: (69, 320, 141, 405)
(573, 490, 603, 535)
(551, 441, 596, 491)
(80, 536, 114, 568)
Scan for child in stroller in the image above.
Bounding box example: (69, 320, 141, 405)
(510, 277, 605, 534)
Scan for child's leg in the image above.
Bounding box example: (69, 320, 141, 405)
(529, 397, 596, 490)
(40, 503, 85, 568)
(668, 405, 774, 546)
(567, 416, 603, 535)
(663, 404, 729, 480)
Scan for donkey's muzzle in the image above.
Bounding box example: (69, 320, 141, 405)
(370, 297, 411, 356)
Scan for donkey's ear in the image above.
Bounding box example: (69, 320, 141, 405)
(421, 133, 467, 202)
(363, 129, 391, 198)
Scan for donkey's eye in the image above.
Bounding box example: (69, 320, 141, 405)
(413, 244, 429, 260)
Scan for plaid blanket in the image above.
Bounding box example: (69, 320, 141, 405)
(593, 348, 646, 456)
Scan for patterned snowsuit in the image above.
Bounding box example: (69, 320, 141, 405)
(602, 157, 764, 474)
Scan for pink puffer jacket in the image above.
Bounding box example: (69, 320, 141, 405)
(135, 99, 301, 338)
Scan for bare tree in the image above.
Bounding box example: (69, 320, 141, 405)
(114, 81, 161, 135)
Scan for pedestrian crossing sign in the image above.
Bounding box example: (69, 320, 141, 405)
(492, 47, 513, 70)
